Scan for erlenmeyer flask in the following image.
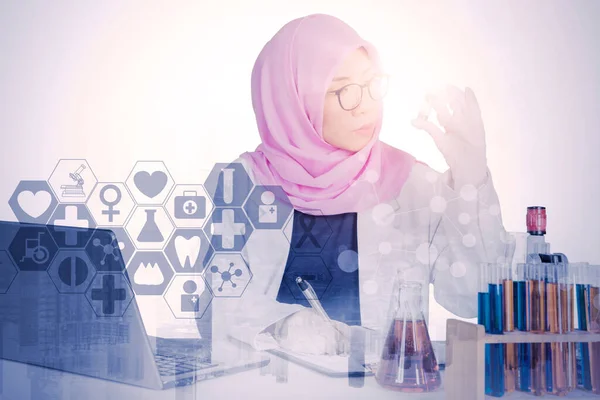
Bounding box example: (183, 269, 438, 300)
(375, 281, 441, 392)
(138, 209, 164, 242)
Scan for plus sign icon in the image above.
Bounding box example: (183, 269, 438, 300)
(165, 184, 214, 229)
(48, 204, 97, 248)
(85, 273, 134, 317)
(243, 185, 294, 230)
(203, 208, 253, 252)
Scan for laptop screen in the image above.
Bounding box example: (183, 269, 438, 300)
(0, 220, 213, 387)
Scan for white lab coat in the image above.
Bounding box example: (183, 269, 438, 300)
(213, 157, 508, 351)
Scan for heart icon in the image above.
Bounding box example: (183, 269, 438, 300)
(134, 171, 168, 198)
(17, 190, 52, 218)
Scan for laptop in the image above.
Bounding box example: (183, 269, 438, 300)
(0, 220, 269, 390)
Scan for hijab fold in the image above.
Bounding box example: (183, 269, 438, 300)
(240, 13, 416, 215)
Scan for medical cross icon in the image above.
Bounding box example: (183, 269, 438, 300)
(54, 205, 90, 246)
(212, 209, 245, 250)
(91, 275, 126, 315)
(184, 201, 197, 214)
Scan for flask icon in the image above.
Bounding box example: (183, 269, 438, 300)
(138, 209, 164, 242)
(375, 280, 441, 392)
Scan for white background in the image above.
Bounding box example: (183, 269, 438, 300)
(1, 0, 599, 340)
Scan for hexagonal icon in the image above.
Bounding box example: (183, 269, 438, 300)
(164, 229, 213, 273)
(85, 227, 135, 272)
(243, 185, 293, 230)
(48, 159, 98, 203)
(165, 184, 214, 228)
(0, 221, 19, 251)
(85, 273, 134, 317)
(125, 206, 175, 250)
(48, 249, 97, 293)
(283, 210, 333, 254)
(125, 161, 175, 206)
(126, 251, 174, 295)
(87, 182, 136, 226)
(8, 180, 58, 224)
(282, 255, 332, 301)
(204, 162, 254, 207)
(205, 253, 252, 297)
(9, 226, 58, 271)
(164, 274, 213, 319)
(47, 204, 97, 248)
(0, 250, 18, 293)
(203, 207, 253, 252)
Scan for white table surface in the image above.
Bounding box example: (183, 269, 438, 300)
(0, 351, 596, 400)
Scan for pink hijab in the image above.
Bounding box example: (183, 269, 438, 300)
(239, 13, 416, 215)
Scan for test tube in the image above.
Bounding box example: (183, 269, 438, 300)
(574, 262, 592, 390)
(588, 265, 600, 394)
(478, 264, 492, 394)
(479, 263, 505, 397)
(516, 263, 532, 393)
(560, 263, 577, 392)
(545, 263, 568, 395)
(502, 263, 517, 393)
(529, 263, 546, 396)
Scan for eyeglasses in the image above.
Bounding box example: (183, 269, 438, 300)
(327, 74, 390, 111)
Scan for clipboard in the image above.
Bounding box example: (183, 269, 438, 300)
(265, 347, 378, 378)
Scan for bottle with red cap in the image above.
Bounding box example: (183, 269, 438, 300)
(525, 206, 569, 264)
(525, 206, 551, 263)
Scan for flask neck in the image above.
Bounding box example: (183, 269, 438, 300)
(393, 282, 425, 321)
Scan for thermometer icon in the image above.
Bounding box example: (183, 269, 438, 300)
(222, 168, 234, 204)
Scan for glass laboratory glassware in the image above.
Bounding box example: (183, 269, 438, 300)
(138, 209, 164, 242)
(529, 263, 547, 396)
(501, 262, 517, 394)
(560, 263, 577, 392)
(545, 263, 568, 396)
(588, 265, 600, 394)
(479, 263, 505, 397)
(573, 262, 592, 390)
(374, 281, 441, 392)
(515, 263, 532, 393)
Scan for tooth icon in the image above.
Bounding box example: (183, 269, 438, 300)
(175, 235, 201, 268)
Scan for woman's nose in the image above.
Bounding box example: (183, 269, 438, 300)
(353, 92, 379, 116)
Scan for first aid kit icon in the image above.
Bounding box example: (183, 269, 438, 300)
(175, 191, 206, 220)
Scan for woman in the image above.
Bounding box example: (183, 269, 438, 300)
(222, 13, 508, 355)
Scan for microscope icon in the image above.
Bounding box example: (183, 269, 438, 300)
(60, 164, 87, 198)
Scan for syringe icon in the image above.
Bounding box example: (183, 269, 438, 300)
(222, 168, 234, 205)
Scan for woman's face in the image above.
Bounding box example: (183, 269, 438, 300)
(322, 48, 382, 152)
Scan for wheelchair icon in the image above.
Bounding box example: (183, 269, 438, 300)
(20, 231, 50, 265)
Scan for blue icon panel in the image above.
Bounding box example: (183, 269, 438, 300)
(203, 208, 253, 252)
(204, 162, 254, 207)
(205, 253, 252, 297)
(48, 250, 97, 293)
(164, 229, 213, 273)
(126, 251, 174, 295)
(9, 226, 59, 271)
(244, 185, 293, 230)
(8, 180, 59, 224)
(284, 211, 333, 254)
(85, 228, 134, 272)
(48, 204, 97, 248)
(85, 273, 134, 317)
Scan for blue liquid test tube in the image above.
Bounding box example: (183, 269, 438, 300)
(479, 263, 505, 397)
(515, 263, 532, 393)
(574, 263, 593, 391)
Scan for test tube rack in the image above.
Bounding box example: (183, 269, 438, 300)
(445, 319, 600, 400)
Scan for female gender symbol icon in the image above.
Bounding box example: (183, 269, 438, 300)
(99, 184, 122, 223)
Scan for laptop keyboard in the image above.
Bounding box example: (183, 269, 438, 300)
(154, 352, 218, 376)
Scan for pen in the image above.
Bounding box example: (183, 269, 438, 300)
(295, 276, 349, 342)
